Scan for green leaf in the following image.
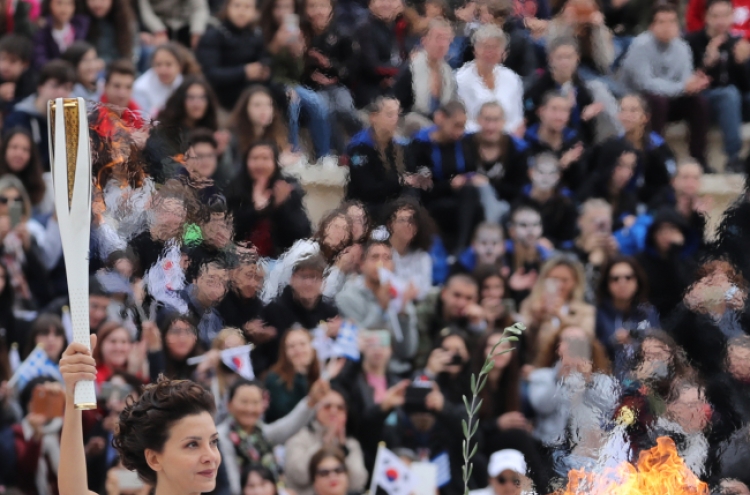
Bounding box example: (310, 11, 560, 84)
(463, 395, 471, 414)
(482, 360, 494, 374)
(471, 419, 479, 437)
(470, 374, 477, 394)
(469, 443, 478, 460)
(462, 419, 468, 437)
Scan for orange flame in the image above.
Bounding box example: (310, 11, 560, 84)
(556, 437, 709, 495)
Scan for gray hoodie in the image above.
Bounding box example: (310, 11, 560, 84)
(618, 31, 693, 97)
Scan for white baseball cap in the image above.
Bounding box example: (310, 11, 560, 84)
(488, 449, 527, 478)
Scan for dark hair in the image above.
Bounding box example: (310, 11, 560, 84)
(315, 208, 353, 262)
(446, 272, 479, 291)
(619, 93, 654, 146)
(107, 371, 145, 396)
(436, 100, 466, 118)
(597, 255, 649, 305)
(93, 322, 131, 365)
(473, 328, 521, 418)
(650, 2, 678, 23)
(0, 34, 33, 62)
(293, 253, 328, 274)
(308, 446, 348, 482)
(382, 197, 437, 252)
(547, 35, 579, 56)
(260, 0, 302, 44)
(158, 76, 219, 131)
(25, 313, 66, 357)
(301, 0, 337, 45)
(473, 263, 509, 302)
(42, 0, 75, 16)
(0, 127, 45, 206)
(0, 260, 13, 314)
(539, 89, 568, 108)
(188, 127, 218, 149)
(105, 249, 140, 277)
(114, 377, 217, 485)
(225, 140, 283, 208)
(509, 202, 542, 223)
(152, 42, 201, 76)
(38, 59, 76, 87)
(705, 0, 732, 10)
(84, 0, 136, 60)
(60, 41, 96, 77)
(362, 239, 391, 258)
(158, 311, 202, 378)
(241, 465, 278, 491)
(89, 274, 112, 298)
(339, 200, 371, 243)
(269, 325, 320, 389)
(19, 375, 59, 414)
(105, 59, 137, 84)
(231, 85, 289, 156)
(227, 378, 265, 401)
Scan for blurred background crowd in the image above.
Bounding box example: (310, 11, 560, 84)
(1, 0, 750, 493)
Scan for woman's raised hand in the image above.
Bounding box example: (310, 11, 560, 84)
(59, 334, 98, 402)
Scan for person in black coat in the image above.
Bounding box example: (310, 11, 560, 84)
(226, 141, 311, 259)
(343, 97, 416, 219)
(257, 254, 339, 375)
(408, 101, 483, 254)
(216, 246, 268, 342)
(195, 0, 271, 110)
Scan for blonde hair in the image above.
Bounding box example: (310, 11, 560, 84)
(529, 255, 587, 304)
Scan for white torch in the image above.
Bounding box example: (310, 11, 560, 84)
(48, 97, 96, 409)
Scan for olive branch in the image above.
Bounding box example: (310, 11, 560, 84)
(461, 322, 525, 495)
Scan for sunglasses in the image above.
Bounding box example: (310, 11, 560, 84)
(0, 196, 22, 204)
(316, 466, 346, 478)
(496, 475, 521, 487)
(609, 274, 635, 283)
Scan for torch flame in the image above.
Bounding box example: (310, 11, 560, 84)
(557, 437, 708, 495)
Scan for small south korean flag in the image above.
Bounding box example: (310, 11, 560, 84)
(221, 345, 255, 380)
(371, 445, 415, 495)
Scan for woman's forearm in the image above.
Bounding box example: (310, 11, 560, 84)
(58, 403, 92, 495)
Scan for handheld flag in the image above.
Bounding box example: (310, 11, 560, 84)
(370, 444, 415, 495)
(220, 345, 255, 380)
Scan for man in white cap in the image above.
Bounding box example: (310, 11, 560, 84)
(469, 449, 528, 495)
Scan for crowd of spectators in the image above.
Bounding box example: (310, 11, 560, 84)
(1, 0, 750, 494)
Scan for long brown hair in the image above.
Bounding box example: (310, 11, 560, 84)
(534, 324, 611, 373)
(93, 322, 131, 367)
(0, 128, 45, 206)
(269, 327, 320, 390)
(84, 0, 136, 59)
(473, 328, 522, 417)
(231, 85, 290, 157)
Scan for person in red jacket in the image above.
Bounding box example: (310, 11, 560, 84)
(687, 0, 750, 38)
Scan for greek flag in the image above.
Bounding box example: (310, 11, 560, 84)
(332, 320, 360, 361)
(431, 452, 451, 488)
(9, 345, 63, 390)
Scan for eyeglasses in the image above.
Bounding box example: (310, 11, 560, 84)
(0, 196, 22, 204)
(321, 402, 345, 411)
(316, 466, 346, 478)
(609, 274, 635, 283)
(496, 475, 521, 487)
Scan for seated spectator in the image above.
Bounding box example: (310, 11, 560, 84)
(240, 466, 279, 495)
(686, 0, 750, 172)
(174, 257, 231, 347)
(416, 273, 485, 367)
(469, 450, 533, 495)
(33, 0, 90, 70)
(0, 128, 51, 217)
(99, 59, 140, 118)
(157, 76, 219, 138)
(504, 203, 553, 303)
(133, 43, 191, 118)
(518, 153, 578, 250)
(217, 246, 267, 340)
(336, 241, 419, 374)
(83, 0, 139, 65)
(0, 35, 35, 115)
(394, 18, 457, 136)
(587, 94, 674, 205)
(475, 264, 515, 331)
(618, 3, 710, 168)
(383, 198, 435, 301)
(578, 142, 638, 229)
(259, 254, 338, 373)
(285, 388, 369, 495)
(595, 256, 659, 369)
(469, 101, 529, 204)
(525, 36, 602, 146)
(87, 276, 112, 333)
(457, 24, 524, 134)
(147, 312, 202, 381)
(229, 85, 294, 165)
(409, 101, 484, 254)
(687, 0, 750, 39)
(461, 0, 539, 78)
(177, 129, 221, 202)
(344, 97, 414, 219)
(520, 256, 595, 364)
(136, 0, 209, 48)
(352, 0, 404, 107)
(301, 0, 362, 152)
(523, 91, 585, 192)
(307, 447, 360, 495)
(572, 199, 619, 299)
(4, 60, 75, 171)
(453, 222, 507, 277)
(195, 0, 270, 111)
(264, 326, 320, 423)
(528, 325, 615, 452)
(93, 321, 148, 383)
(260, 0, 331, 160)
(636, 208, 698, 318)
(61, 41, 103, 101)
(323, 200, 371, 298)
(17, 314, 66, 390)
(13, 377, 64, 495)
(217, 378, 319, 494)
(649, 159, 707, 254)
(262, 207, 352, 302)
(226, 141, 311, 258)
(422, 331, 473, 411)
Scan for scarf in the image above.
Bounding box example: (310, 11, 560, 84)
(227, 420, 278, 479)
(21, 417, 62, 495)
(411, 51, 455, 116)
